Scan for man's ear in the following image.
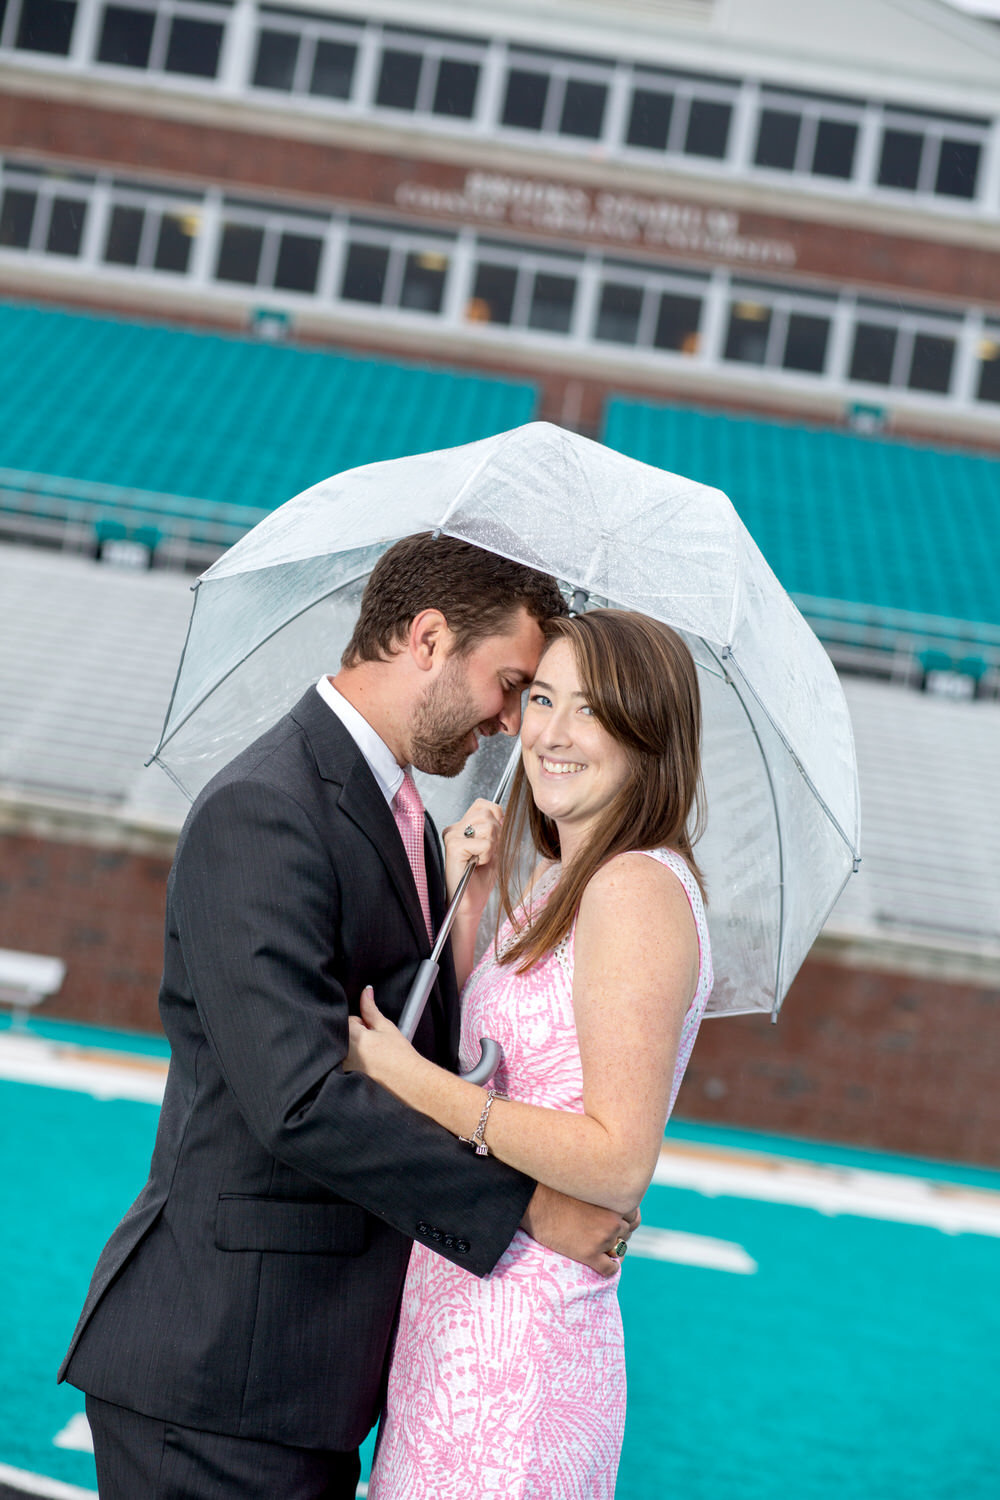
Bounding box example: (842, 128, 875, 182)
(407, 608, 453, 671)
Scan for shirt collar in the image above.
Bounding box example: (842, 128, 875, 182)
(315, 677, 404, 806)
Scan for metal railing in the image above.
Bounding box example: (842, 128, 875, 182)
(793, 593, 1000, 699)
(1, 468, 997, 697)
(0, 467, 269, 572)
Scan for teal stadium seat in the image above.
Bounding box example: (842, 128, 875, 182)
(0, 300, 539, 533)
(604, 397, 1000, 635)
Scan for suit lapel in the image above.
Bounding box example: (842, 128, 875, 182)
(339, 761, 432, 955)
(291, 690, 431, 956)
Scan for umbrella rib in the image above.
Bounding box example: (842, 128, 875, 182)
(151, 563, 376, 764)
(435, 427, 524, 534)
(723, 651, 861, 862)
(147, 577, 202, 767)
(701, 639, 785, 1017)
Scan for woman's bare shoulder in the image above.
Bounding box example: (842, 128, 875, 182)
(579, 850, 692, 924)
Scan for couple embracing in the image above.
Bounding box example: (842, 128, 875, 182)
(60, 532, 712, 1499)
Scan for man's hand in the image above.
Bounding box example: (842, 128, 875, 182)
(521, 1183, 640, 1278)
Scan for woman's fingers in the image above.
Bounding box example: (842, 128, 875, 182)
(445, 799, 504, 867)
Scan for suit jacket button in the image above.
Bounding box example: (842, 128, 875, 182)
(455, 1238, 470, 1254)
(416, 1221, 430, 1236)
(442, 1234, 455, 1250)
(429, 1228, 442, 1242)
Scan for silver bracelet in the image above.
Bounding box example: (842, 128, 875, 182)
(459, 1089, 506, 1157)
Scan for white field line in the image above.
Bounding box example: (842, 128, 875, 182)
(4, 1034, 999, 1240)
(52, 1417, 92, 1455)
(629, 1225, 757, 1273)
(0, 1035, 166, 1103)
(0, 1462, 97, 1498)
(654, 1145, 1000, 1237)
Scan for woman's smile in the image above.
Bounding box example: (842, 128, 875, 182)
(521, 639, 631, 857)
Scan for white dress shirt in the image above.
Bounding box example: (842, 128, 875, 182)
(315, 675, 404, 806)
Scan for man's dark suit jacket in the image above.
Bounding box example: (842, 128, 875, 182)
(60, 689, 534, 1450)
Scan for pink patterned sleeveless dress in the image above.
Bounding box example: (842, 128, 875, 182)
(369, 849, 713, 1500)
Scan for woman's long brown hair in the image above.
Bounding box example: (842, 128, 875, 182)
(495, 609, 706, 972)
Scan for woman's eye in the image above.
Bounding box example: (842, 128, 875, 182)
(579, 704, 595, 716)
(529, 692, 552, 707)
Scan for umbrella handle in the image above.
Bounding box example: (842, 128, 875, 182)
(397, 957, 503, 1086)
(396, 740, 521, 1087)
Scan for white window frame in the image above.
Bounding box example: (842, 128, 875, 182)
(6, 157, 1000, 416)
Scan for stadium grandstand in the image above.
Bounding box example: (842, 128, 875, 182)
(0, 0, 997, 1185)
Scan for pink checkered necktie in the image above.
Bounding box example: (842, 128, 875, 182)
(392, 770, 433, 943)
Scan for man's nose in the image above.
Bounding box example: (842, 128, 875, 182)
(498, 696, 522, 735)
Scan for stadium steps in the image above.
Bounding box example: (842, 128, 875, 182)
(2, 544, 998, 955)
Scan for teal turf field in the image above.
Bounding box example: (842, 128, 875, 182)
(2, 1026, 998, 1499)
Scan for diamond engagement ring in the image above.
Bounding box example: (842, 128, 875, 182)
(463, 825, 476, 838)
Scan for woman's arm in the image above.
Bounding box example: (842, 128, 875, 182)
(347, 852, 699, 1214)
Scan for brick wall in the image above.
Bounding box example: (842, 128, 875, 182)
(0, 831, 169, 1031)
(2, 827, 998, 1167)
(675, 960, 1000, 1167)
(3, 92, 998, 308)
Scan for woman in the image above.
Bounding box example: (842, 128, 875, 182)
(347, 609, 713, 1499)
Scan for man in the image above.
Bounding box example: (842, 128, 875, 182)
(61, 534, 636, 1499)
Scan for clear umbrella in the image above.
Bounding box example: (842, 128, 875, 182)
(152, 421, 860, 1019)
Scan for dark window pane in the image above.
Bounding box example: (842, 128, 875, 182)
(724, 302, 772, 364)
(935, 138, 980, 199)
(908, 333, 954, 394)
(273, 231, 321, 292)
(0, 189, 37, 248)
(104, 204, 144, 264)
(527, 272, 575, 334)
(469, 262, 516, 324)
(559, 78, 606, 139)
(755, 109, 800, 170)
(783, 313, 830, 373)
(375, 48, 421, 110)
(595, 282, 642, 344)
(252, 29, 298, 91)
(877, 128, 922, 190)
(311, 39, 356, 99)
(46, 196, 85, 255)
(976, 343, 1000, 404)
(626, 88, 673, 151)
(216, 223, 264, 284)
(399, 250, 448, 312)
(812, 119, 857, 179)
(684, 99, 731, 159)
(15, 0, 75, 53)
(97, 4, 153, 66)
(432, 57, 478, 118)
(164, 16, 223, 78)
(0, 0, 6, 35)
(653, 293, 702, 353)
(341, 242, 388, 303)
(502, 68, 548, 130)
(850, 322, 897, 383)
(154, 211, 192, 272)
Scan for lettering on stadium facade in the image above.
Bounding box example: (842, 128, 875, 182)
(395, 171, 798, 267)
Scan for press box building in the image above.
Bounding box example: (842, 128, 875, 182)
(2, 0, 1000, 445)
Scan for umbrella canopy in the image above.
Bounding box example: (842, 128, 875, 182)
(152, 421, 860, 1018)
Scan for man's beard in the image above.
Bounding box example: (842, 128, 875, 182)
(409, 659, 498, 777)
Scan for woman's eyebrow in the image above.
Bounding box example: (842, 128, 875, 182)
(529, 679, 586, 697)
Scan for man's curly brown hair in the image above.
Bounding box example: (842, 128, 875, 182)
(341, 533, 567, 667)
